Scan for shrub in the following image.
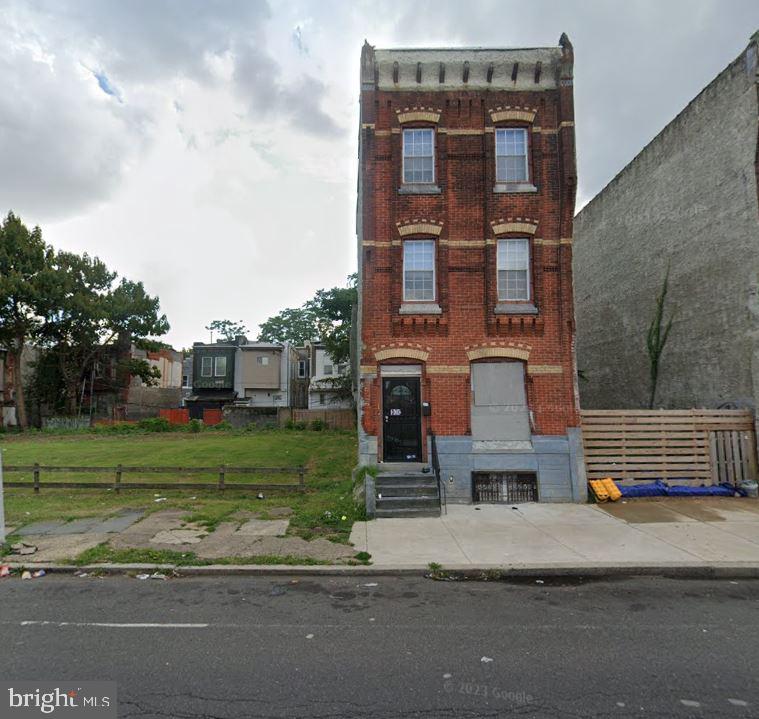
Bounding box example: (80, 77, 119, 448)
(210, 420, 232, 431)
(187, 418, 203, 433)
(137, 417, 171, 432)
(310, 419, 327, 431)
(284, 419, 295, 430)
(294, 421, 307, 430)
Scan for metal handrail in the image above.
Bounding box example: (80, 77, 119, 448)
(429, 430, 447, 515)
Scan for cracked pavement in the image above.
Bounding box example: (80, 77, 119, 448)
(1, 575, 759, 717)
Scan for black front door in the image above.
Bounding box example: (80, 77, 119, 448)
(382, 377, 422, 462)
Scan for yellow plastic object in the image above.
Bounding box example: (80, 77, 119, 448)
(601, 477, 622, 501)
(589, 478, 622, 502)
(588, 479, 610, 502)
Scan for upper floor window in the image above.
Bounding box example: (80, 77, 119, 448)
(402, 128, 434, 184)
(214, 356, 227, 377)
(497, 238, 530, 301)
(201, 356, 213, 377)
(495, 128, 528, 183)
(182, 374, 190, 388)
(403, 239, 435, 301)
(257, 356, 269, 366)
(323, 364, 334, 376)
(297, 359, 308, 378)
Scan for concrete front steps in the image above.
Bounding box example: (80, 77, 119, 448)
(375, 468, 441, 518)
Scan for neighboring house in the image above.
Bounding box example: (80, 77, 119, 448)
(356, 38, 584, 505)
(89, 343, 183, 420)
(185, 339, 239, 418)
(0, 344, 38, 427)
(233, 342, 294, 408)
(306, 341, 351, 409)
(0, 347, 12, 427)
(574, 32, 759, 410)
(186, 336, 305, 416)
(180, 354, 193, 406)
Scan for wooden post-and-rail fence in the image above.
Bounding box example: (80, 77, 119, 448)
(3, 464, 307, 493)
(581, 409, 758, 486)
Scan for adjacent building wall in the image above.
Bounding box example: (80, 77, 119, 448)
(574, 33, 759, 409)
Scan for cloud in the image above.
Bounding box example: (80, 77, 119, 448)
(1, 0, 343, 223)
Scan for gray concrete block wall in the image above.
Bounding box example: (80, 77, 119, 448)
(574, 37, 759, 410)
(435, 434, 576, 503)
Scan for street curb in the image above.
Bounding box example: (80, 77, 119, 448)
(5, 561, 759, 579)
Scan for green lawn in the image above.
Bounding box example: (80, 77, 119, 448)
(0, 429, 360, 543)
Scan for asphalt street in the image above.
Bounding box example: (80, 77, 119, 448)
(1, 574, 758, 718)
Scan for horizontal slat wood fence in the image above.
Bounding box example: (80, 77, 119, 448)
(290, 409, 355, 430)
(581, 409, 757, 486)
(1, 464, 306, 493)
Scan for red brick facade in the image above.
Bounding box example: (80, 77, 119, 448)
(358, 40, 580, 463)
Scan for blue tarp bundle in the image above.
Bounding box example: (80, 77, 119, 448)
(615, 480, 740, 498)
(617, 480, 668, 498)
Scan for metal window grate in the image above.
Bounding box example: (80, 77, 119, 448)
(472, 472, 538, 503)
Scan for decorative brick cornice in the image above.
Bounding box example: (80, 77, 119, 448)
(397, 219, 444, 237)
(490, 218, 539, 236)
(466, 343, 532, 362)
(396, 107, 442, 124)
(489, 106, 537, 124)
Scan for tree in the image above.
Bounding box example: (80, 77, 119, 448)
(646, 264, 676, 409)
(0, 212, 54, 427)
(205, 319, 248, 343)
(257, 307, 319, 345)
(257, 274, 357, 359)
(38, 253, 170, 414)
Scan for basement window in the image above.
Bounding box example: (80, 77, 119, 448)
(472, 472, 538, 503)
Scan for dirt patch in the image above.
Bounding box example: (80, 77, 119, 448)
(2, 533, 109, 562)
(194, 522, 355, 562)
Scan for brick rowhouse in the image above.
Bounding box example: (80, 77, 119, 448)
(356, 37, 586, 504)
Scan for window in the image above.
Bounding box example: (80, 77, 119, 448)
(297, 360, 308, 378)
(323, 364, 333, 376)
(201, 356, 213, 377)
(403, 239, 435, 301)
(214, 356, 227, 376)
(257, 356, 269, 366)
(182, 374, 190, 388)
(337, 363, 348, 375)
(497, 239, 530, 301)
(402, 128, 434, 183)
(495, 128, 528, 182)
(319, 392, 326, 405)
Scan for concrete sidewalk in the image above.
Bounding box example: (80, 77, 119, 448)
(349, 498, 759, 567)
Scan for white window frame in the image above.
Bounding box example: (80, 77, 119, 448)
(297, 360, 308, 378)
(495, 127, 529, 183)
(402, 128, 435, 184)
(403, 239, 436, 302)
(497, 238, 531, 302)
(182, 374, 190, 388)
(214, 356, 226, 377)
(323, 364, 333, 376)
(257, 356, 269, 366)
(201, 356, 213, 377)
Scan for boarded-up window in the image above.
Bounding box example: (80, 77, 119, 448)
(470, 362, 530, 441)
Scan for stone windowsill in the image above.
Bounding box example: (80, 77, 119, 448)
(399, 302, 443, 315)
(494, 302, 538, 315)
(493, 182, 538, 194)
(398, 184, 442, 195)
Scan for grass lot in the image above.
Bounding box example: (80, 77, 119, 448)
(0, 429, 360, 544)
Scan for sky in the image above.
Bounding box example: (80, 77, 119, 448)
(2, 0, 759, 350)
